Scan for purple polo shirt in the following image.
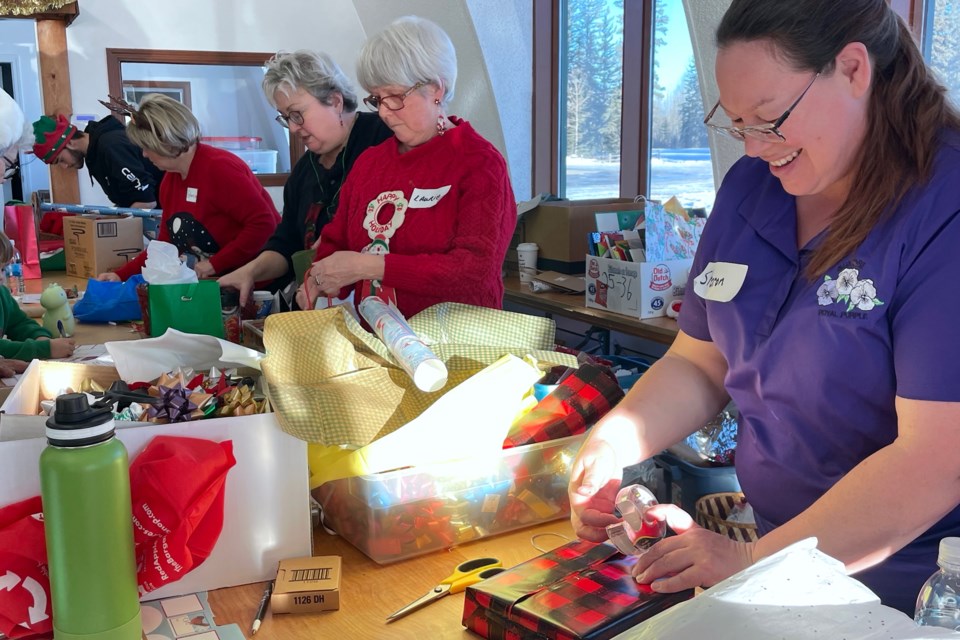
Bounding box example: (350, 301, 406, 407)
(679, 133, 960, 614)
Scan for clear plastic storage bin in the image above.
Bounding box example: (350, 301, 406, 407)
(228, 149, 278, 174)
(201, 136, 262, 150)
(313, 434, 584, 564)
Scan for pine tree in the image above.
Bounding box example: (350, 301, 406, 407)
(677, 58, 707, 147)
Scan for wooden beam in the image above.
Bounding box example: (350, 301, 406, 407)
(36, 17, 80, 203)
(0, 2, 80, 26)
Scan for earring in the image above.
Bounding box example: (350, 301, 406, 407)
(339, 110, 343, 128)
(435, 99, 446, 136)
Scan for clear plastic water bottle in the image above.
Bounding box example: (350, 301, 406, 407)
(915, 537, 960, 629)
(6, 239, 24, 297)
(39, 393, 142, 639)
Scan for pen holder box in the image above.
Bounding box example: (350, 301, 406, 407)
(313, 434, 584, 564)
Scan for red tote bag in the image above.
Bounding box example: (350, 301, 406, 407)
(3, 203, 42, 279)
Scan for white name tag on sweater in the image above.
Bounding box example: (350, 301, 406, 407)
(693, 262, 748, 302)
(408, 185, 451, 208)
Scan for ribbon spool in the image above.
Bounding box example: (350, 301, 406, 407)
(606, 484, 666, 556)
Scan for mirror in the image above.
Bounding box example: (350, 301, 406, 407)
(106, 48, 304, 188)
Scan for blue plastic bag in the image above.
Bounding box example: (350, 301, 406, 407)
(72, 275, 145, 323)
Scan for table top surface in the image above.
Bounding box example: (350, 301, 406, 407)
(502, 276, 678, 345)
(208, 520, 576, 639)
(21, 274, 142, 344)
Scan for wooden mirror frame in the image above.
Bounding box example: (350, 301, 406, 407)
(106, 48, 304, 188)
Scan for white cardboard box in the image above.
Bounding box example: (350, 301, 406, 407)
(0, 361, 312, 601)
(584, 255, 692, 319)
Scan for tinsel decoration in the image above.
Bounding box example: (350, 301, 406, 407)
(0, 0, 74, 15)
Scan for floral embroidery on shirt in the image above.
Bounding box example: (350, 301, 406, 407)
(817, 268, 885, 312)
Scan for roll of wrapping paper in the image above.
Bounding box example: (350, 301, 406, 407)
(358, 296, 448, 392)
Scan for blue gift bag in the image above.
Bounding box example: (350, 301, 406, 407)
(72, 275, 146, 323)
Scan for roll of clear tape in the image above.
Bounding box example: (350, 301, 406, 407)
(605, 484, 666, 556)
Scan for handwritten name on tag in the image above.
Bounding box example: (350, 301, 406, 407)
(408, 185, 451, 208)
(693, 262, 748, 302)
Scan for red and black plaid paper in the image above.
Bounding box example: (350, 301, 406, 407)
(503, 364, 625, 449)
(463, 539, 691, 640)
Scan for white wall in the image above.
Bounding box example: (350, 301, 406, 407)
(0, 19, 47, 202)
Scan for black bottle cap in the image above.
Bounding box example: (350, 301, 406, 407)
(45, 393, 116, 446)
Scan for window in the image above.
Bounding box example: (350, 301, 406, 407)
(541, 0, 715, 210)
(649, 0, 715, 209)
(918, 1, 960, 100)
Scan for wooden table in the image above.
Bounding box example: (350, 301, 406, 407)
(503, 276, 678, 346)
(209, 520, 576, 639)
(20, 274, 141, 344)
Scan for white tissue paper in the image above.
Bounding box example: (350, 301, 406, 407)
(619, 538, 956, 640)
(141, 240, 197, 284)
(106, 328, 264, 382)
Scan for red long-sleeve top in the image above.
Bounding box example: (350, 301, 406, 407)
(114, 144, 279, 280)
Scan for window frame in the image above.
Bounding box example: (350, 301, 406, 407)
(532, 0, 665, 201)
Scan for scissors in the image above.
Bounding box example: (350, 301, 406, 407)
(386, 557, 505, 623)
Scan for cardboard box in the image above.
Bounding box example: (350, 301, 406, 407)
(522, 199, 642, 274)
(63, 214, 144, 279)
(272, 556, 341, 613)
(0, 361, 313, 601)
(584, 255, 692, 319)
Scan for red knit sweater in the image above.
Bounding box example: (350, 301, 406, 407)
(114, 144, 279, 280)
(315, 117, 515, 318)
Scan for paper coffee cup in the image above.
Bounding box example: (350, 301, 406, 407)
(252, 291, 274, 319)
(516, 242, 539, 284)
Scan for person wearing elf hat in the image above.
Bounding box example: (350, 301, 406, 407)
(32, 112, 164, 208)
(0, 90, 76, 367)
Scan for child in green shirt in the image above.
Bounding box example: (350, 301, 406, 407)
(0, 230, 75, 363)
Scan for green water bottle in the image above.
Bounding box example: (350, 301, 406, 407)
(39, 393, 142, 640)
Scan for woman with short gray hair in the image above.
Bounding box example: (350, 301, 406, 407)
(299, 16, 515, 321)
(99, 93, 280, 282)
(218, 50, 392, 305)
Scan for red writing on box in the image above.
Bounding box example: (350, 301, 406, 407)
(649, 264, 672, 291)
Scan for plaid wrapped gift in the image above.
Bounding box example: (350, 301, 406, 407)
(503, 364, 624, 449)
(462, 539, 691, 639)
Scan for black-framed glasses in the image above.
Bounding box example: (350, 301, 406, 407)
(2, 155, 20, 180)
(275, 109, 305, 129)
(363, 82, 425, 112)
(704, 71, 821, 143)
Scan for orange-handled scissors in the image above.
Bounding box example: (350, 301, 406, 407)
(385, 557, 505, 623)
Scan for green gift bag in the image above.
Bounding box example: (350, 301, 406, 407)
(147, 281, 225, 338)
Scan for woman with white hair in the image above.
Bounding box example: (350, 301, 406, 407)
(299, 16, 516, 320)
(0, 88, 30, 185)
(218, 50, 392, 305)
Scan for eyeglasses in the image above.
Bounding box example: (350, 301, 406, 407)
(363, 82, 425, 112)
(704, 71, 821, 142)
(2, 155, 19, 180)
(275, 109, 305, 129)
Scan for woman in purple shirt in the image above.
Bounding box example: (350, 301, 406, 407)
(569, 0, 960, 615)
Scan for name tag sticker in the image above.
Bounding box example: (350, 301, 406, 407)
(408, 185, 451, 209)
(186, 187, 198, 203)
(693, 262, 748, 302)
